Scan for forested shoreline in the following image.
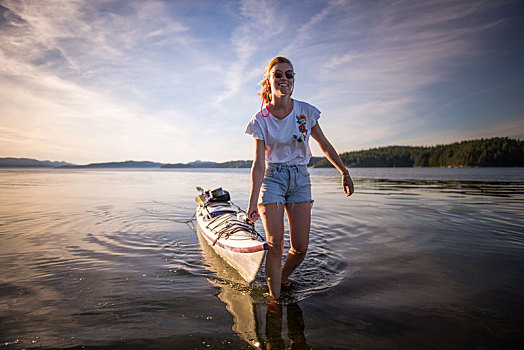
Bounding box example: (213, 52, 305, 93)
(312, 137, 524, 168)
(2, 137, 522, 168)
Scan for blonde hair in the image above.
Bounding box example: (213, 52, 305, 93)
(258, 56, 294, 104)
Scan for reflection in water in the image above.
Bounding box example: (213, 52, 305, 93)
(196, 226, 263, 348)
(266, 303, 309, 350)
(196, 226, 309, 349)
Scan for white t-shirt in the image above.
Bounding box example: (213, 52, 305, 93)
(245, 99, 320, 165)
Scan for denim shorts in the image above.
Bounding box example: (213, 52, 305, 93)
(259, 163, 313, 205)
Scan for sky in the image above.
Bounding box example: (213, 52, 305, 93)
(1, 0, 523, 164)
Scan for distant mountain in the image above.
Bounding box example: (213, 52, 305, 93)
(61, 161, 164, 168)
(162, 160, 252, 168)
(160, 162, 196, 168)
(308, 156, 324, 167)
(210, 160, 252, 168)
(0, 158, 75, 168)
(188, 160, 218, 168)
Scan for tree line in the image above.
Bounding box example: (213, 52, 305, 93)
(312, 137, 524, 168)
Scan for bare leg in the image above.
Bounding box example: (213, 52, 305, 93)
(259, 203, 285, 299)
(281, 202, 312, 285)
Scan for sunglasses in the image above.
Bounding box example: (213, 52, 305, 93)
(272, 69, 295, 79)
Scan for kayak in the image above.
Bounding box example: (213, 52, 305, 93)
(195, 187, 268, 284)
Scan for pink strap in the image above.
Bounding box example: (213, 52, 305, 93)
(260, 79, 270, 117)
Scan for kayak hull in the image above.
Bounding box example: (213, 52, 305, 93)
(196, 205, 267, 283)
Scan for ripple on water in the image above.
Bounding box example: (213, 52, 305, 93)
(279, 225, 349, 303)
(3, 169, 523, 348)
(193, 222, 350, 304)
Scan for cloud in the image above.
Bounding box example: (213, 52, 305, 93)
(0, 0, 193, 96)
(0, 40, 196, 163)
(0, 0, 521, 163)
(0, 0, 205, 162)
(279, 0, 519, 152)
(313, 1, 507, 90)
(312, 97, 415, 153)
(212, 0, 284, 107)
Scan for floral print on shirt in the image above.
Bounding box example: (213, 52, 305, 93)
(293, 114, 308, 142)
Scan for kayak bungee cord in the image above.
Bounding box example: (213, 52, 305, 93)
(170, 201, 264, 243)
(201, 202, 263, 244)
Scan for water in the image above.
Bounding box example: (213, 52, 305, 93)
(1, 168, 523, 349)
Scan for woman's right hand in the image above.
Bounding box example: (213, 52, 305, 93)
(247, 204, 260, 223)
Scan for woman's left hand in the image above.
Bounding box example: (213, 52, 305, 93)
(342, 174, 354, 197)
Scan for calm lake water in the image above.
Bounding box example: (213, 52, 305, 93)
(1, 167, 523, 349)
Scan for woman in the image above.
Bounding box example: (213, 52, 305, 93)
(246, 56, 354, 300)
